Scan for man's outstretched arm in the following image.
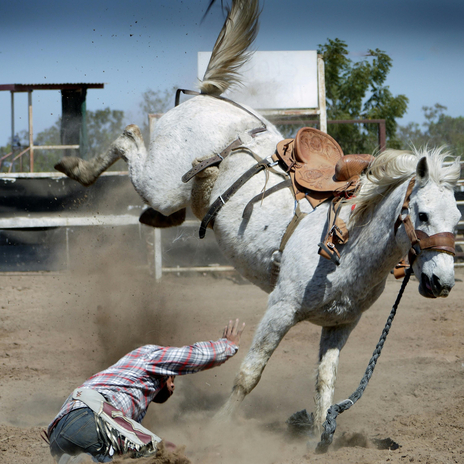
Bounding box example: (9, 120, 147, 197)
(145, 319, 246, 376)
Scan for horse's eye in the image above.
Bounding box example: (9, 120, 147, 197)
(419, 212, 428, 222)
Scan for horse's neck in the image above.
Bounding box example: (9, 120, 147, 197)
(347, 180, 410, 277)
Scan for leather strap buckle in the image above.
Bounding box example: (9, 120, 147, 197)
(318, 241, 341, 266)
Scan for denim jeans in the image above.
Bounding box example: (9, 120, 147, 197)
(49, 407, 112, 463)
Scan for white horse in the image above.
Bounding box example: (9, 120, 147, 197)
(55, 0, 461, 432)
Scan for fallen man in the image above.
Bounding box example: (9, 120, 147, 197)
(45, 319, 245, 463)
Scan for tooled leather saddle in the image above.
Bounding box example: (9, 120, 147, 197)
(273, 127, 374, 264)
(273, 127, 374, 208)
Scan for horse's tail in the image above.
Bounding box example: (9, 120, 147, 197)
(198, 0, 260, 96)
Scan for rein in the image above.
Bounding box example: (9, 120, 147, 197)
(316, 176, 456, 454)
(315, 266, 413, 454)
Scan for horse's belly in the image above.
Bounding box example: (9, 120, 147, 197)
(211, 154, 297, 292)
(305, 300, 362, 326)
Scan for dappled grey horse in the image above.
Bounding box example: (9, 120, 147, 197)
(55, 0, 461, 432)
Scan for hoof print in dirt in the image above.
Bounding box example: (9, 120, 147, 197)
(371, 437, 400, 450)
(333, 432, 401, 451)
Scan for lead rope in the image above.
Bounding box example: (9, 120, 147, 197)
(315, 266, 413, 454)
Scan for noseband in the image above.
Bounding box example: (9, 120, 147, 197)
(394, 177, 456, 265)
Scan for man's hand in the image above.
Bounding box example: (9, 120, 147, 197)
(223, 319, 245, 347)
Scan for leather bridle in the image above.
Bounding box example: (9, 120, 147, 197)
(394, 177, 456, 265)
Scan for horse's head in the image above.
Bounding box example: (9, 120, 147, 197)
(406, 155, 461, 298)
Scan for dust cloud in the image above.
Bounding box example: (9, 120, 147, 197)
(2, 196, 464, 463)
(43, 224, 302, 464)
(60, 224, 183, 366)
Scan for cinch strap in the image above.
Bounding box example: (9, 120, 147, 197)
(199, 158, 272, 238)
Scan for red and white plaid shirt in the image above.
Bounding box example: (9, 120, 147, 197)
(49, 338, 238, 432)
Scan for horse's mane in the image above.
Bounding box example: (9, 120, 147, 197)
(348, 146, 461, 225)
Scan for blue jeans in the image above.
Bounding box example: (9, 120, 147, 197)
(49, 407, 112, 463)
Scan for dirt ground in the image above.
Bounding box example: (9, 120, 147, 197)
(0, 236, 463, 464)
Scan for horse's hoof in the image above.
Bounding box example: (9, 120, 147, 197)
(54, 156, 79, 175)
(54, 157, 97, 187)
(286, 409, 316, 440)
(139, 208, 186, 228)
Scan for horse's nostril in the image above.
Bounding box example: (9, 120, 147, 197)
(431, 273, 452, 297)
(432, 274, 441, 292)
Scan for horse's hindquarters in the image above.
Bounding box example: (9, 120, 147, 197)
(133, 96, 278, 216)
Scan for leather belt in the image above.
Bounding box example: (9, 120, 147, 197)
(182, 138, 243, 183)
(199, 158, 274, 238)
(182, 127, 268, 183)
(414, 230, 455, 255)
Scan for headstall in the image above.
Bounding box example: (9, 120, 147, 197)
(394, 177, 455, 266)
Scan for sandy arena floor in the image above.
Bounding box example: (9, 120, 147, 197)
(0, 241, 463, 464)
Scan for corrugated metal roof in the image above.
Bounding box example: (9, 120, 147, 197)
(0, 83, 105, 92)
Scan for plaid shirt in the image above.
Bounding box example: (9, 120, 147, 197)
(49, 338, 238, 432)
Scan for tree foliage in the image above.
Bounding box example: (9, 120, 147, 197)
(0, 88, 175, 172)
(318, 38, 408, 154)
(397, 104, 464, 158)
(30, 123, 62, 172)
(138, 87, 176, 142)
(86, 108, 126, 159)
(8, 109, 127, 172)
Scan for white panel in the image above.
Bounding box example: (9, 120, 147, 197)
(198, 50, 318, 110)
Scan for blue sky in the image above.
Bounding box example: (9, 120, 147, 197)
(1, 0, 463, 147)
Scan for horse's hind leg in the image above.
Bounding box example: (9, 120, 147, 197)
(216, 301, 297, 420)
(314, 320, 360, 433)
(56, 124, 187, 228)
(55, 124, 144, 187)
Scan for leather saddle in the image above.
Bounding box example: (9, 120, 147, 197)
(273, 127, 374, 265)
(273, 127, 374, 208)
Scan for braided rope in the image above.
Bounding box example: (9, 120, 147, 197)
(315, 267, 413, 454)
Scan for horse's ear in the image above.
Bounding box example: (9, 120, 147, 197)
(416, 156, 429, 186)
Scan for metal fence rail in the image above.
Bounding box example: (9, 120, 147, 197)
(0, 160, 462, 277)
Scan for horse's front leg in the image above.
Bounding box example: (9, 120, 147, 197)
(216, 301, 297, 419)
(314, 319, 360, 433)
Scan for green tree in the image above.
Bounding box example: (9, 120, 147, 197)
(317, 38, 408, 154)
(86, 108, 126, 159)
(1, 87, 189, 172)
(0, 133, 32, 172)
(397, 104, 464, 157)
(15, 109, 127, 172)
(0, 109, 126, 172)
(138, 87, 176, 142)
(30, 123, 62, 172)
